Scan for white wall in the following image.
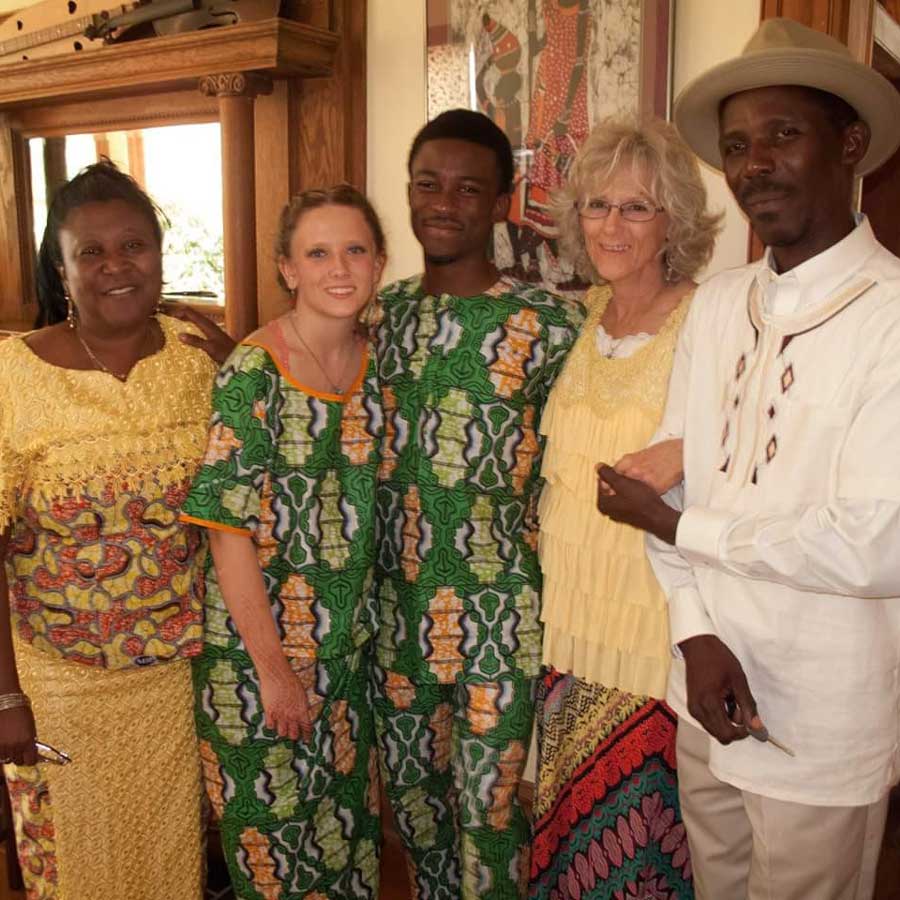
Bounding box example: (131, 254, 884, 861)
(366, 1, 427, 284)
(673, 0, 758, 277)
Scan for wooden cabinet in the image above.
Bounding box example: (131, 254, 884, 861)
(0, 0, 366, 338)
(861, 4, 900, 257)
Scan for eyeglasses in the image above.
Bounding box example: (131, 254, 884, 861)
(577, 198, 664, 222)
(35, 741, 71, 765)
(0, 740, 70, 767)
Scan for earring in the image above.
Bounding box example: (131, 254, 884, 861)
(664, 252, 677, 284)
(155, 298, 164, 316)
(65, 289, 76, 329)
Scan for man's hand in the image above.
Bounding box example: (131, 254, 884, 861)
(596, 464, 681, 544)
(614, 439, 684, 495)
(680, 634, 763, 744)
(163, 304, 237, 365)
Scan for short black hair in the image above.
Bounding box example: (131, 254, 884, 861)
(407, 109, 515, 194)
(34, 159, 166, 327)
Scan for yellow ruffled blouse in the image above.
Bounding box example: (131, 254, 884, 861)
(0, 315, 216, 669)
(538, 283, 691, 698)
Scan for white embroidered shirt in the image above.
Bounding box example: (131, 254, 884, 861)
(647, 217, 900, 806)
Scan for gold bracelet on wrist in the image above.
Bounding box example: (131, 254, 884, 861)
(0, 692, 30, 712)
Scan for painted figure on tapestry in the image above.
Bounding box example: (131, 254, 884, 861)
(517, 0, 592, 235)
(429, 0, 641, 292)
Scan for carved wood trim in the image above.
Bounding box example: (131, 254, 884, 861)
(336, 0, 366, 189)
(10, 89, 219, 138)
(0, 1, 363, 336)
(218, 89, 259, 338)
(254, 80, 293, 326)
(291, 0, 365, 192)
(291, 0, 331, 28)
(0, 18, 338, 108)
(199, 71, 273, 98)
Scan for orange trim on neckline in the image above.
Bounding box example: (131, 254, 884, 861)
(241, 339, 369, 402)
(179, 514, 252, 536)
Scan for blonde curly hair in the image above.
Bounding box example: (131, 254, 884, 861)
(552, 117, 722, 284)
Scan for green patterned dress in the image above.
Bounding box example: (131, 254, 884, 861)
(182, 340, 383, 900)
(373, 275, 583, 898)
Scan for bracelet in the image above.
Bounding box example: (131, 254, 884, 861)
(0, 692, 30, 712)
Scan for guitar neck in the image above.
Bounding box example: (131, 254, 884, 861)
(0, 16, 92, 57)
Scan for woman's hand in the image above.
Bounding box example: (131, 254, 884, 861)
(206, 531, 315, 742)
(163, 304, 237, 364)
(258, 670, 314, 743)
(0, 704, 38, 767)
(613, 439, 684, 495)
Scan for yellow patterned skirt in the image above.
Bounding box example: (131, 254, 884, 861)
(2, 640, 203, 900)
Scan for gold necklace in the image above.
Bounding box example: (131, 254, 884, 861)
(287, 314, 355, 394)
(76, 325, 152, 381)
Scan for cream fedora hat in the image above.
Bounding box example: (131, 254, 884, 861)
(675, 17, 900, 176)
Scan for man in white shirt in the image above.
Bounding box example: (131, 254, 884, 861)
(596, 18, 900, 900)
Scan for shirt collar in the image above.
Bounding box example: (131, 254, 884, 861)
(755, 214, 875, 294)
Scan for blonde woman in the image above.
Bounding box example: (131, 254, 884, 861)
(182, 185, 386, 899)
(530, 119, 721, 899)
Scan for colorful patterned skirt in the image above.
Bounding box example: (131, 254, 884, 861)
(529, 668, 693, 900)
(193, 642, 381, 900)
(3, 639, 204, 900)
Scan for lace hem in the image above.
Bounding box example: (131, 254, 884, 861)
(540, 623, 670, 698)
(24, 428, 208, 505)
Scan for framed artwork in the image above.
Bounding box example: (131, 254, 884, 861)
(426, 0, 674, 293)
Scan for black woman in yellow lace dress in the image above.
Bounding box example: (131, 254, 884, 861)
(0, 161, 232, 900)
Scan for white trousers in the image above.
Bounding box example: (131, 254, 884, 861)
(677, 719, 889, 900)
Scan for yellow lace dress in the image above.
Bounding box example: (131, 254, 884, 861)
(0, 315, 216, 900)
(538, 283, 691, 697)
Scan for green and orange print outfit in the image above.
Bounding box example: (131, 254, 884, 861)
(374, 274, 583, 899)
(0, 314, 215, 900)
(182, 339, 382, 900)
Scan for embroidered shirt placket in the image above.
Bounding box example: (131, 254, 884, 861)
(741, 278, 875, 484)
(741, 328, 783, 486)
(731, 277, 877, 488)
(728, 283, 781, 487)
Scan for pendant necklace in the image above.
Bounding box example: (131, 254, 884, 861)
(288, 314, 355, 394)
(76, 325, 152, 381)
